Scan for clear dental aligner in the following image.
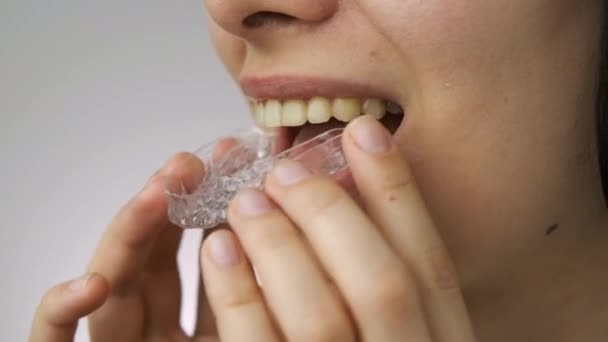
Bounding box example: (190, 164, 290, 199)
(165, 128, 348, 230)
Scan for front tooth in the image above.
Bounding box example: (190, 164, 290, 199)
(363, 98, 386, 119)
(254, 102, 265, 126)
(332, 98, 361, 122)
(264, 100, 282, 127)
(281, 100, 308, 126)
(307, 97, 332, 123)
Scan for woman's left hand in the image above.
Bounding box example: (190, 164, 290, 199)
(200, 115, 476, 342)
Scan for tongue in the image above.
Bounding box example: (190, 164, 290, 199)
(293, 115, 403, 146)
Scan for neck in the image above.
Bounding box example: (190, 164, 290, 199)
(466, 206, 608, 342)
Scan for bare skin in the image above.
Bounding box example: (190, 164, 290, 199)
(30, 0, 608, 341)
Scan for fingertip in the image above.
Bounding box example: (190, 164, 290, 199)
(165, 152, 206, 194)
(342, 115, 411, 185)
(200, 229, 236, 260)
(38, 274, 108, 327)
(81, 273, 110, 308)
(30, 274, 109, 342)
(147, 151, 205, 200)
(62, 273, 109, 317)
(345, 115, 393, 155)
(212, 137, 240, 162)
(230, 189, 274, 221)
(201, 229, 242, 270)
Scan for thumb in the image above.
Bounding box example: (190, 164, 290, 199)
(29, 273, 109, 342)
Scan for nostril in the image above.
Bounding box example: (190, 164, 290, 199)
(242, 11, 297, 28)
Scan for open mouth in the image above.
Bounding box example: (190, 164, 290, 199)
(250, 97, 405, 152)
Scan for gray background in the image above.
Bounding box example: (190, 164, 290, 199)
(1, 1, 247, 340)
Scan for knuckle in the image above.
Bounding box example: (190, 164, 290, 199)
(356, 266, 413, 318)
(130, 184, 165, 218)
(424, 246, 460, 291)
(374, 276, 409, 310)
(379, 168, 414, 197)
(297, 180, 346, 218)
(295, 317, 353, 342)
(239, 217, 293, 254)
(218, 287, 260, 310)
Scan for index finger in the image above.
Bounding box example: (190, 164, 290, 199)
(343, 116, 476, 341)
(88, 152, 204, 290)
(86, 153, 205, 340)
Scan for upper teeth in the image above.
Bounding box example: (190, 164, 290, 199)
(252, 97, 399, 128)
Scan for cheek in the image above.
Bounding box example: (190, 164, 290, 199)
(360, 0, 523, 138)
(208, 20, 246, 80)
(359, 0, 573, 103)
(375, 0, 599, 281)
(372, 0, 594, 173)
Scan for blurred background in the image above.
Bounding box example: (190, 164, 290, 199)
(0, 1, 247, 340)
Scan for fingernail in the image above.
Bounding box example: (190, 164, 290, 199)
(67, 274, 92, 292)
(236, 189, 273, 217)
(208, 232, 241, 268)
(350, 116, 392, 154)
(273, 160, 311, 186)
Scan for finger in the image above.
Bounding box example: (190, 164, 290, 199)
(141, 223, 184, 336)
(89, 152, 203, 289)
(87, 152, 204, 340)
(194, 226, 224, 337)
(265, 160, 432, 341)
(343, 115, 476, 341)
(227, 189, 356, 341)
(142, 153, 207, 337)
(193, 137, 241, 337)
(211, 138, 240, 163)
(30, 274, 108, 342)
(201, 229, 281, 342)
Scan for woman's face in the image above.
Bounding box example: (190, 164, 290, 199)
(205, 0, 604, 286)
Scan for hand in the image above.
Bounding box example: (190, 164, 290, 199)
(30, 151, 222, 342)
(29, 274, 108, 342)
(200, 115, 477, 341)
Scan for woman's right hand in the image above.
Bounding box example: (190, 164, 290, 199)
(29, 152, 218, 342)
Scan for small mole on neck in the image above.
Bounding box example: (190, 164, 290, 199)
(545, 224, 559, 236)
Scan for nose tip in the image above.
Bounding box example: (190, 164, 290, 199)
(205, 0, 337, 38)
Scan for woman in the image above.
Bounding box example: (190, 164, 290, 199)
(29, 0, 608, 341)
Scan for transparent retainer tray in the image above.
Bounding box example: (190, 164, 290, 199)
(164, 128, 348, 229)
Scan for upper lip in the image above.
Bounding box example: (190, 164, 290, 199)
(239, 75, 400, 103)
